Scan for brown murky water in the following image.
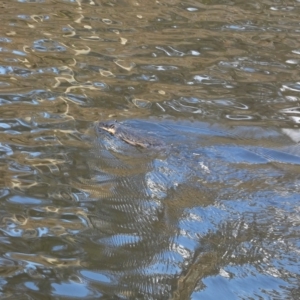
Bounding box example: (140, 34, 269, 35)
(0, 0, 300, 299)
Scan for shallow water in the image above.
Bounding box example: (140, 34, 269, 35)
(0, 0, 300, 299)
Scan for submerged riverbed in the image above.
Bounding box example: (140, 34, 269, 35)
(0, 0, 299, 299)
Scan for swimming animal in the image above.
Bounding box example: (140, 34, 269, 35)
(97, 121, 164, 149)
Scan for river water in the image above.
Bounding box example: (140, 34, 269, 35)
(0, 0, 299, 299)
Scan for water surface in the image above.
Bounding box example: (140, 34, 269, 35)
(0, 0, 300, 299)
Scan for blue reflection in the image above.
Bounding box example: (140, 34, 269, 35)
(80, 270, 112, 284)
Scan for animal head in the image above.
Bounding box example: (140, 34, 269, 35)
(98, 120, 118, 134)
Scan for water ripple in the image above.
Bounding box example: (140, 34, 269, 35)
(0, 0, 299, 298)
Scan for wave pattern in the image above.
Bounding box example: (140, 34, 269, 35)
(0, 0, 300, 299)
(64, 120, 300, 299)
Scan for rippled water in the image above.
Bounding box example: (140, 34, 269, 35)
(0, 0, 300, 299)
